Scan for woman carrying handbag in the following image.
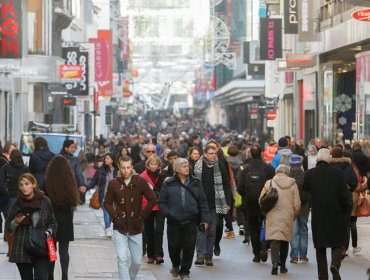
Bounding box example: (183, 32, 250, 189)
(5, 173, 57, 280)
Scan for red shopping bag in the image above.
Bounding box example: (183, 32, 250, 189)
(47, 233, 57, 262)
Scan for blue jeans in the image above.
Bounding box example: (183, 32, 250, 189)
(290, 215, 308, 258)
(196, 209, 218, 258)
(113, 230, 142, 280)
(102, 204, 111, 229)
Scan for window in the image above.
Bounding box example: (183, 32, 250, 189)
(27, 0, 43, 54)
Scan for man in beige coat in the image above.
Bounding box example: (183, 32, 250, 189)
(259, 164, 301, 275)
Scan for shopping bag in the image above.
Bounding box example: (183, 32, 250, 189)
(260, 220, 266, 242)
(235, 192, 242, 208)
(47, 233, 57, 262)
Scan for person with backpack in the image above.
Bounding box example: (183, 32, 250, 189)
(237, 144, 275, 263)
(271, 137, 293, 169)
(288, 155, 310, 264)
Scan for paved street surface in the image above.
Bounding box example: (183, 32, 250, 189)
(1, 194, 370, 279)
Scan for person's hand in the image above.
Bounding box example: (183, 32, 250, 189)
(15, 214, 26, 225)
(227, 205, 231, 211)
(362, 176, 368, 186)
(79, 186, 87, 193)
(204, 223, 209, 231)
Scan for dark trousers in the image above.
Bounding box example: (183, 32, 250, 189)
(249, 216, 265, 257)
(350, 216, 358, 248)
(270, 240, 289, 266)
(17, 258, 50, 280)
(315, 247, 342, 280)
(144, 211, 165, 259)
(215, 215, 224, 247)
(48, 241, 70, 280)
(167, 222, 197, 276)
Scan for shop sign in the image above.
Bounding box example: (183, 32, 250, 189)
(284, 0, 298, 34)
(60, 65, 82, 79)
(0, 0, 22, 58)
(298, 0, 315, 42)
(352, 9, 370, 22)
(259, 18, 282, 60)
(286, 54, 316, 69)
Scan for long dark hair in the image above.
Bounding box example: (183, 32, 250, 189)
(103, 153, 117, 171)
(44, 155, 80, 207)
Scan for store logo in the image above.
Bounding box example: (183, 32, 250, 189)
(352, 9, 370, 22)
(284, 0, 298, 34)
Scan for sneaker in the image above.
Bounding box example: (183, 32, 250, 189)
(180, 275, 190, 280)
(147, 258, 155, 264)
(205, 257, 214, 266)
(353, 247, 361, 254)
(156, 256, 164, 264)
(194, 256, 205, 265)
(243, 236, 250, 244)
(170, 266, 179, 278)
(239, 225, 245, 236)
(260, 248, 268, 262)
(290, 257, 298, 264)
(224, 228, 230, 233)
(223, 231, 236, 239)
(214, 244, 221, 256)
(280, 265, 288, 274)
(104, 228, 112, 237)
(300, 256, 309, 263)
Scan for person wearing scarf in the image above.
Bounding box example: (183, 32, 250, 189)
(140, 155, 165, 264)
(5, 173, 57, 280)
(193, 145, 231, 266)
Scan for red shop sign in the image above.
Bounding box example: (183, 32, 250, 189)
(352, 9, 370, 22)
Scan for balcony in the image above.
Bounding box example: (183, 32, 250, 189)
(54, 0, 73, 30)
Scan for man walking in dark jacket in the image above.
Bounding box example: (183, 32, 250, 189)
(303, 148, 351, 280)
(158, 158, 209, 280)
(193, 145, 231, 266)
(237, 144, 275, 263)
(105, 156, 156, 280)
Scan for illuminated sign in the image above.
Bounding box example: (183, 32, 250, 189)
(260, 18, 282, 60)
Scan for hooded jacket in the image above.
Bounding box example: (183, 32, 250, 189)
(29, 149, 55, 189)
(259, 173, 300, 241)
(60, 149, 85, 187)
(0, 159, 29, 198)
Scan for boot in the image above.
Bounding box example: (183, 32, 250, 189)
(271, 263, 279, 275)
(280, 264, 288, 273)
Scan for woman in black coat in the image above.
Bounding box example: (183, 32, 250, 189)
(29, 137, 55, 190)
(45, 156, 80, 280)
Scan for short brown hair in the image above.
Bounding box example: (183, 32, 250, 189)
(227, 145, 239, 156)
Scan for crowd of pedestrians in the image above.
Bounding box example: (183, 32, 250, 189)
(1, 114, 370, 279)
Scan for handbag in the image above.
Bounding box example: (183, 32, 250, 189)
(24, 225, 48, 257)
(259, 179, 279, 214)
(234, 192, 242, 208)
(356, 192, 370, 217)
(89, 173, 102, 210)
(89, 187, 100, 209)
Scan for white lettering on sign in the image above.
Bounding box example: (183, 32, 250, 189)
(79, 54, 87, 91)
(289, 0, 298, 24)
(301, 0, 308, 32)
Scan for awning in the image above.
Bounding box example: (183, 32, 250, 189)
(213, 79, 265, 106)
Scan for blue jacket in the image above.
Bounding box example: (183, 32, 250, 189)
(60, 150, 86, 187)
(88, 166, 118, 203)
(158, 175, 210, 225)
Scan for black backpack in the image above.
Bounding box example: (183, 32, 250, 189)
(244, 164, 266, 203)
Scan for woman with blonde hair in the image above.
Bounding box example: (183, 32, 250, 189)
(5, 173, 57, 280)
(140, 155, 164, 264)
(44, 155, 81, 280)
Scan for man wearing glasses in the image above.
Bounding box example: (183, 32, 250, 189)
(193, 145, 231, 266)
(134, 144, 157, 174)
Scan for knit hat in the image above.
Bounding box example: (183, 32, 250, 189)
(331, 147, 344, 158)
(289, 154, 303, 168)
(278, 137, 288, 148)
(276, 164, 290, 175)
(317, 148, 331, 163)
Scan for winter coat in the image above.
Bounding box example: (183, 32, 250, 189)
(237, 159, 275, 217)
(5, 196, 57, 263)
(0, 154, 9, 169)
(29, 149, 55, 189)
(104, 174, 156, 235)
(289, 167, 310, 216)
(140, 170, 160, 211)
(88, 166, 118, 203)
(329, 157, 358, 192)
(59, 150, 85, 187)
(228, 156, 243, 185)
(0, 179, 9, 208)
(158, 175, 210, 225)
(52, 206, 74, 242)
(271, 148, 293, 169)
(259, 173, 300, 242)
(0, 159, 29, 198)
(303, 161, 351, 248)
